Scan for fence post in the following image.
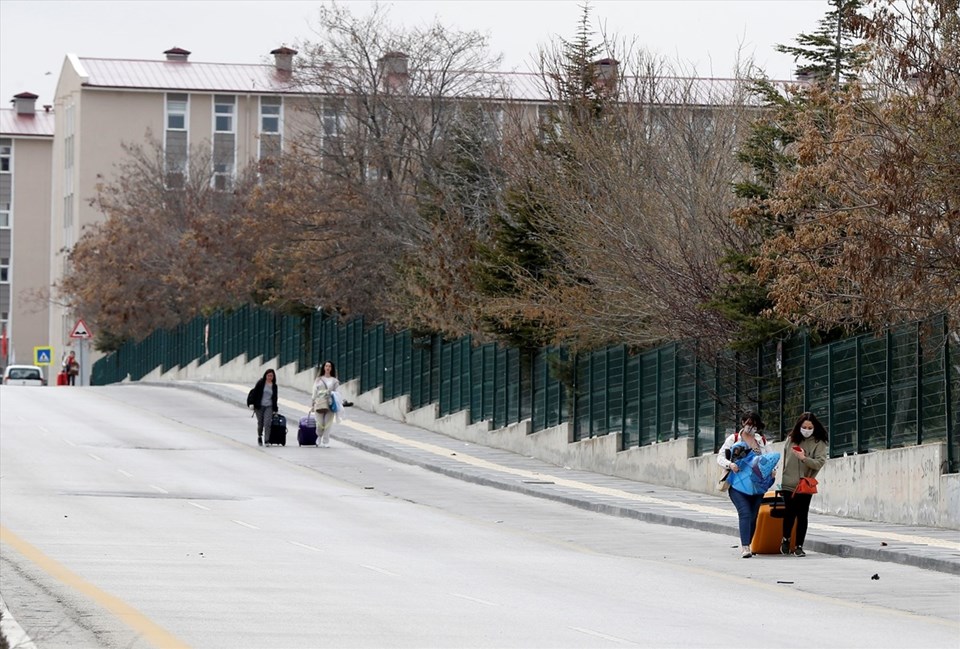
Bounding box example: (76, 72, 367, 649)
(916, 320, 924, 445)
(693, 346, 701, 455)
(856, 335, 863, 453)
(943, 317, 955, 472)
(885, 328, 894, 449)
(827, 343, 835, 444)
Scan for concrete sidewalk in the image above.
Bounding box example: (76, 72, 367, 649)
(161, 379, 960, 576)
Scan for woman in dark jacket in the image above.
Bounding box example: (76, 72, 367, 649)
(248, 369, 279, 446)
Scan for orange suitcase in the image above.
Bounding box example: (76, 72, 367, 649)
(752, 490, 797, 554)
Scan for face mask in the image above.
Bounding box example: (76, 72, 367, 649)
(744, 426, 757, 435)
(800, 427, 814, 438)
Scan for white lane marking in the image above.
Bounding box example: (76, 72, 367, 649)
(149, 485, 169, 494)
(569, 626, 635, 645)
(87, 453, 102, 461)
(289, 541, 323, 552)
(36, 424, 48, 432)
(232, 520, 259, 530)
(360, 564, 399, 577)
(117, 469, 134, 478)
(187, 502, 210, 511)
(63, 439, 77, 447)
(451, 593, 496, 606)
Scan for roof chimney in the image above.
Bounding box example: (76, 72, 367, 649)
(593, 58, 619, 95)
(164, 47, 191, 62)
(378, 51, 409, 92)
(271, 46, 298, 73)
(13, 92, 38, 115)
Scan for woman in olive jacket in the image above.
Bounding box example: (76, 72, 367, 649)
(780, 412, 828, 557)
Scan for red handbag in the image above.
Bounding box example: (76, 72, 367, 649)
(795, 476, 819, 494)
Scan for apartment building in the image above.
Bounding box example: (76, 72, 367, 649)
(43, 44, 749, 376)
(0, 92, 54, 370)
(47, 46, 320, 372)
(43, 46, 557, 369)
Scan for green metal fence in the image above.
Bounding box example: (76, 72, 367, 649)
(92, 309, 958, 472)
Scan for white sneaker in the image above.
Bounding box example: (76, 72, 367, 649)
(320, 441, 330, 448)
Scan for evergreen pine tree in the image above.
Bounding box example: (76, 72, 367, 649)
(776, 0, 867, 85)
(710, 1, 869, 350)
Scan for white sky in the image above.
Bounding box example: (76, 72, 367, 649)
(0, 0, 829, 106)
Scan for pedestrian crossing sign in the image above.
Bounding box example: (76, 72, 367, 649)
(34, 346, 54, 366)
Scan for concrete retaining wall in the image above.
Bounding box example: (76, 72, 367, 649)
(143, 354, 960, 530)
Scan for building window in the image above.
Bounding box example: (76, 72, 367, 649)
(167, 94, 188, 130)
(259, 97, 282, 161)
(215, 95, 235, 133)
(322, 100, 345, 138)
(0, 258, 9, 283)
(165, 94, 189, 185)
(0, 141, 10, 172)
(260, 96, 281, 133)
(0, 139, 10, 229)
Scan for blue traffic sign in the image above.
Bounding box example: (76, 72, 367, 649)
(34, 346, 54, 366)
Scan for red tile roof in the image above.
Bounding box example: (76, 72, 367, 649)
(0, 108, 55, 137)
(75, 56, 789, 106)
(80, 57, 302, 94)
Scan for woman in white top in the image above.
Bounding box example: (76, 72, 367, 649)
(717, 412, 772, 558)
(311, 360, 341, 448)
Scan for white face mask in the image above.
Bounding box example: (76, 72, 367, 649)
(800, 427, 814, 438)
(743, 426, 757, 435)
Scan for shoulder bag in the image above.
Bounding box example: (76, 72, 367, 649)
(795, 476, 818, 494)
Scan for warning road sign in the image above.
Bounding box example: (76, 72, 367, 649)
(70, 319, 92, 339)
(34, 346, 54, 365)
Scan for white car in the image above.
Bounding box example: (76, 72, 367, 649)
(2, 364, 47, 386)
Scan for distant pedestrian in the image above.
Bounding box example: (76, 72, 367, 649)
(311, 360, 340, 448)
(248, 369, 279, 446)
(62, 351, 80, 386)
(780, 412, 828, 557)
(717, 412, 773, 558)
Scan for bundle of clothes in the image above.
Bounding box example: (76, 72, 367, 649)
(725, 442, 780, 495)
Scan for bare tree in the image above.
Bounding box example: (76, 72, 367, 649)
(478, 21, 758, 352)
(749, 0, 960, 331)
(258, 2, 505, 320)
(57, 137, 257, 345)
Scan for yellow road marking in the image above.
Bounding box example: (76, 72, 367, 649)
(215, 381, 960, 552)
(0, 525, 191, 649)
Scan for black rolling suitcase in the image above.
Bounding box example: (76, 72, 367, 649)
(266, 413, 287, 446)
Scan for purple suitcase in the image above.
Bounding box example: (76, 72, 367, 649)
(298, 415, 318, 446)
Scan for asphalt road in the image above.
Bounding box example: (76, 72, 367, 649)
(1, 385, 957, 649)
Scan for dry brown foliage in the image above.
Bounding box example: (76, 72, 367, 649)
(752, 0, 960, 330)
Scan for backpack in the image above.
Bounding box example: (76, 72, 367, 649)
(246, 387, 257, 407)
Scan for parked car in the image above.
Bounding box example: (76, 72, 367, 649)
(2, 364, 46, 386)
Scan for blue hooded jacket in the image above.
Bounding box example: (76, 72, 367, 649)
(726, 442, 780, 495)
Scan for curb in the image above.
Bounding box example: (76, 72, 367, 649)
(332, 432, 960, 576)
(154, 380, 960, 576)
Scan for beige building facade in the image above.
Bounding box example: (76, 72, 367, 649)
(48, 48, 313, 376)
(0, 92, 54, 372)
(45, 46, 553, 375)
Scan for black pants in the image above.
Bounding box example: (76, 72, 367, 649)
(782, 490, 814, 546)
